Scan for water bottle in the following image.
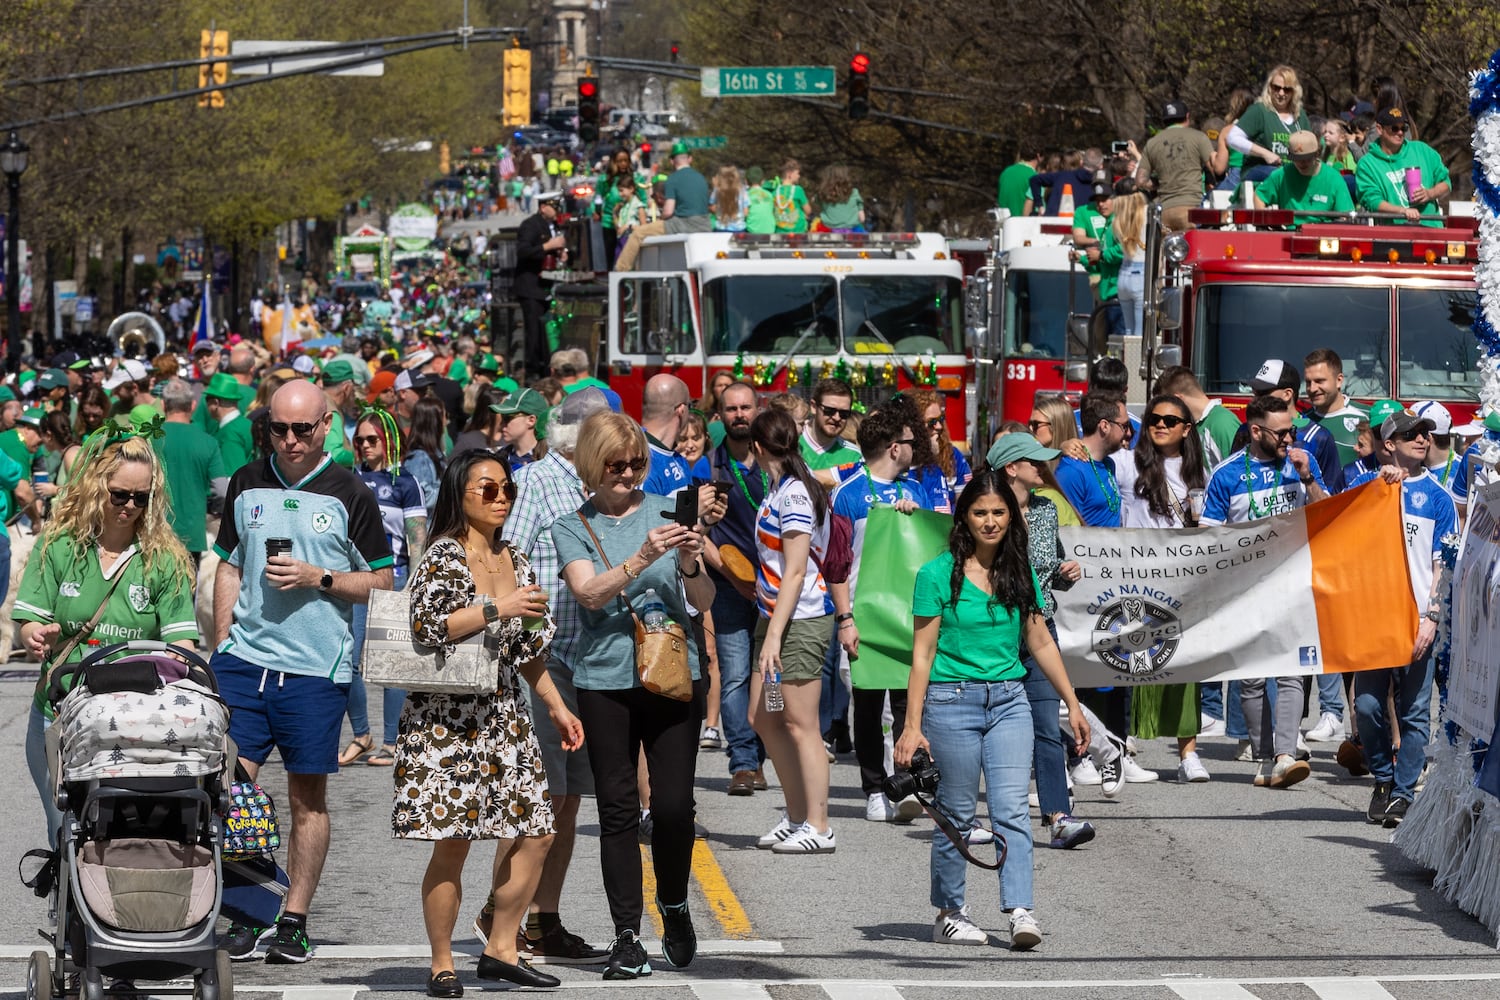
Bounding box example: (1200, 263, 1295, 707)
(641, 588, 668, 633)
(764, 672, 784, 713)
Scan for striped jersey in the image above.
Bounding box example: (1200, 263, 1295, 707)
(1199, 448, 1326, 525)
(355, 465, 426, 569)
(754, 476, 832, 619)
(1393, 469, 1456, 608)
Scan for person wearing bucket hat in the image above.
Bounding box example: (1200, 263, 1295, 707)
(613, 138, 712, 271)
(494, 388, 549, 473)
(320, 360, 359, 469)
(202, 371, 256, 475)
(1353, 404, 1455, 826)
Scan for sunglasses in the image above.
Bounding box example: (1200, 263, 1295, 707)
(354, 435, 384, 447)
(893, 437, 917, 447)
(1254, 424, 1296, 441)
(1145, 413, 1188, 429)
(1108, 418, 1134, 438)
(268, 419, 323, 439)
(466, 480, 517, 503)
(925, 417, 945, 429)
(1393, 428, 1429, 442)
(108, 488, 151, 509)
(1269, 84, 1294, 94)
(1028, 419, 1051, 432)
(819, 404, 852, 421)
(604, 457, 649, 476)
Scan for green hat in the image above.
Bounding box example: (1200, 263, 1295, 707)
(38, 368, 70, 392)
(202, 372, 243, 401)
(321, 359, 357, 385)
(67, 357, 92, 371)
(17, 407, 44, 429)
(494, 376, 519, 395)
(476, 353, 502, 375)
(0, 386, 16, 403)
(1484, 406, 1500, 435)
(670, 140, 689, 157)
(492, 388, 549, 418)
(986, 432, 1061, 470)
(1367, 399, 1404, 428)
(129, 403, 161, 426)
(17, 370, 35, 385)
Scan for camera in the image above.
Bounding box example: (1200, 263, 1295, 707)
(1110, 139, 1130, 155)
(882, 747, 941, 801)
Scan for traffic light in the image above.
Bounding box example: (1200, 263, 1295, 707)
(577, 75, 600, 143)
(198, 29, 229, 108)
(670, 41, 680, 64)
(502, 43, 532, 127)
(847, 51, 870, 120)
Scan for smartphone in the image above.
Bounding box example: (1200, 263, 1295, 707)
(265, 537, 293, 560)
(692, 476, 732, 499)
(1111, 139, 1130, 155)
(660, 490, 698, 527)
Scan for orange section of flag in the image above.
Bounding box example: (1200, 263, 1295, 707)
(1306, 478, 1417, 672)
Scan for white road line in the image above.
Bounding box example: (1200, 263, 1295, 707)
(1306, 981, 1400, 1000)
(822, 985, 904, 1000)
(690, 983, 770, 1000)
(1166, 984, 1262, 1000)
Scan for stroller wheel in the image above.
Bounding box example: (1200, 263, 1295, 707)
(193, 949, 233, 1000)
(27, 949, 53, 1000)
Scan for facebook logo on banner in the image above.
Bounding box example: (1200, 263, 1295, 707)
(1299, 646, 1320, 667)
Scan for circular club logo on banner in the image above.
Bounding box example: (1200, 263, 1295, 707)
(1090, 596, 1183, 676)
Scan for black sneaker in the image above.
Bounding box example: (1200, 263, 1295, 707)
(1367, 780, 1393, 824)
(656, 897, 697, 969)
(263, 919, 312, 964)
(602, 929, 652, 981)
(1383, 795, 1411, 828)
(524, 923, 608, 964)
(222, 924, 269, 962)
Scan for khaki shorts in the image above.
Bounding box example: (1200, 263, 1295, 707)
(754, 614, 833, 682)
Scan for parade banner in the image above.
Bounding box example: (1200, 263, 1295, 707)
(1450, 480, 1500, 740)
(850, 504, 951, 690)
(1055, 479, 1416, 688)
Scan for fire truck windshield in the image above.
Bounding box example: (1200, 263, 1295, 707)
(1002, 270, 1093, 359)
(1196, 283, 1479, 402)
(842, 276, 963, 355)
(703, 275, 840, 356)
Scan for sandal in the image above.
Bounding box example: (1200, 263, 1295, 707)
(337, 735, 374, 766)
(366, 745, 396, 766)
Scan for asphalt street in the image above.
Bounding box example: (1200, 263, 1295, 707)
(2, 670, 1498, 1000)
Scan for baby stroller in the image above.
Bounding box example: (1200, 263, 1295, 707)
(25, 641, 233, 1000)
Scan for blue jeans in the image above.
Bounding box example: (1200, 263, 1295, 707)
(923, 679, 1034, 912)
(1353, 652, 1435, 800)
(26, 706, 61, 848)
(1316, 673, 1345, 720)
(1201, 681, 1223, 722)
(819, 627, 850, 735)
(1117, 260, 1145, 337)
(346, 565, 406, 746)
(712, 587, 764, 774)
(1022, 621, 1069, 819)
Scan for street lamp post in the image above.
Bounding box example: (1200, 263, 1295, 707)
(1, 131, 29, 374)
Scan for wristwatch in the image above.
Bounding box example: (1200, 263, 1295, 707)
(482, 597, 500, 625)
(1299, 475, 1315, 485)
(1423, 610, 1440, 623)
(319, 569, 334, 592)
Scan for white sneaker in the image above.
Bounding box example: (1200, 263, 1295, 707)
(1028, 790, 1040, 809)
(757, 813, 795, 849)
(1199, 714, 1227, 738)
(699, 725, 724, 750)
(1069, 757, 1102, 786)
(934, 906, 988, 945)
(770, 821, 835, 854)
(1122, 755, 1159, 783)
(1235, 739, 1256, 762)
(866, 792, 897, 822)
(1008, 907, 1042, 950)
(894, 795, 923, 822)
(1295, 733, 1312, 760)
(1178, 753, 1211, 783)
(1304, 712, 1341, 743)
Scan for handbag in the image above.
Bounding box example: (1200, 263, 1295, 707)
(577, 512, 693, 701)
(362, 587, 497, 696)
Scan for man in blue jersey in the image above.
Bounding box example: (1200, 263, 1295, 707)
(1056, 390, 1129, 527)
(1200, 393, 1327, 789)
(1447, 406, 1500, 521)
(830, 404, 928, 822)
(1356, 409, 1455, 827)
(1244, 358, 1346, 494)
(640, 373, 692, 496)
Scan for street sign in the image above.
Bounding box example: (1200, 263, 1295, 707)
(700, 66, 835, 98)
(231, 40, 385, 78)
(677, 136, 728, 150)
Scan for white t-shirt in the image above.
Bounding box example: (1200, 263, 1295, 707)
(1113, 451, 1191, 528)
(754, 476, 832, 620)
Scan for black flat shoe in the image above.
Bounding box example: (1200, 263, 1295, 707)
(476, 954, 560, 988)
(427, 971, 463, 998)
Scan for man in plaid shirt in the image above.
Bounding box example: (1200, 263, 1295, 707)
(492, 387, 613, 963)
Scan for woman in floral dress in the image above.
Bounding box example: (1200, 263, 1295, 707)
(398, 449, 584, 995)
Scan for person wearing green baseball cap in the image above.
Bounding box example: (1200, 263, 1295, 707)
(613, 137, 711, 271)
(203, 371, 257, 475)
(320, 360, 359, 469)
(1339, 399, 1404, 488)
(494, 388, 549, 473)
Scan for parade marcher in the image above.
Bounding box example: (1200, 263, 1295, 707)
(639, 374, 693, 496)
(515, 191, 567, 379)
(495, 388, 549, 473)
(1354, 106, 1451, 227)
(614, 141, 712, 271)
(1055, 391, 1129, 528)
(1413, 400, 1459, 489)
(203, 372, 256, 476)
(1352, 410, 1454, 827)
(1135, 100, 1227, 231)
(157, 379, 229, 562)
(910, 389, 972, 514)
(896, 470, 1090, 950)
(1244, 359, 1346, 494)
(1152, 366, 1243, 472)
(800, 378, 861, 488)
(211, 380, 394, 963)
(1199, 393, 1326, 788)
(1253, 130, 1355, 224)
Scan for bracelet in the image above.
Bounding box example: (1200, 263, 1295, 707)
(838, 619, 856, 630)
(681, 559, 701, 578)
(1299, 476, 1315, 485)
(835, 612, 854, 623)
(622, 558, 640, 581)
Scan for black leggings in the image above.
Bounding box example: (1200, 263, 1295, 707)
(854, 687, 908, 797)
(577, 677, 707, 935)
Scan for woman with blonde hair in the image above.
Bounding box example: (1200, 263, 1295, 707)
(17, 428, 199, 845)
(1022, 395, 1081, 525)
(1235, 65, 1312, 186)
(711, 166, 748, 232)
(1102, 190, 1147, 337)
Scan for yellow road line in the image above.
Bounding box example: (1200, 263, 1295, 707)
(638, 844, 665, 938)
(690, 839, 754, 940)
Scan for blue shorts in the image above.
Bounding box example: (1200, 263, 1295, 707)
(213, 648, 350, 775)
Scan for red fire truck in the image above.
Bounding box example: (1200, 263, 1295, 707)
(605, 231, 970, 433)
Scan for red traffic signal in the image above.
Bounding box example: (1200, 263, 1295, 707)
(579, 79, 598, 99)
(847, 52, 870, 120)
(850, 52, 870, 74)
(577, 75, 600, 142)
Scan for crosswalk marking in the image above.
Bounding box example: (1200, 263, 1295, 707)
(690, 982, 770, 1000)
(1307, 980, 1399, 1000)
(822, 985, 903, 1000)
(1167, 984, 1262, 1000)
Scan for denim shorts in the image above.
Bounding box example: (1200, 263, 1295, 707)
(213, 648, 350, 774)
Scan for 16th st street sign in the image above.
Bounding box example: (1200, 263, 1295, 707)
(700, 66, 835, 98)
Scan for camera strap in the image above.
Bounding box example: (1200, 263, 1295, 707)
(916, 792, 1006, 871)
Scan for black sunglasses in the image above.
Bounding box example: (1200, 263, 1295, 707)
(925, 417, 945, 429)
(354, 435, 383, 447)
(1254, 424, 1296, 441)
(268, 419, 323, 439)
(108, 488, 151, 509)
(1394, 428, 1429, 442)
(466, 480, 517, 503)
(893, 437, 917, 447)
(1145, 413, 1188, 429)
(1028, 419, 1050, 432)
(605, 457, 649, 476)
(819, 404, 852, 421)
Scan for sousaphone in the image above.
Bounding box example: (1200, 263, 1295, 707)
(107, 311, 166, 358)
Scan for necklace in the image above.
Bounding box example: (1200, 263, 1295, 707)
(1244, 451, 1285, 519)
(730, 457, 769, 508)
(1439, 449, 1455, 486)
(1086, 458, 1119, 514)
(863, 464, 906, 502)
